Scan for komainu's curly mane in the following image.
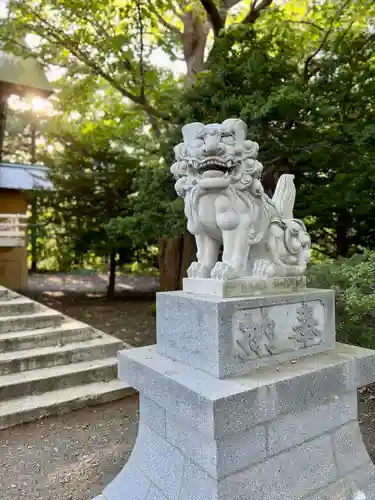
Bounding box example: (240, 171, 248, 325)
(171, 118, 311, 281)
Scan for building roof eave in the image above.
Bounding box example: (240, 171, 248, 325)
(0, 162, 54, 191)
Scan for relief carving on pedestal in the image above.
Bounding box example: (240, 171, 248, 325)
(234, 301, 323, 362)
(235, 309, 280, 361)
(289, 302, 323, 348)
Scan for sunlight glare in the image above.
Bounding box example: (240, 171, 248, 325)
(7, 94, 54, 116)
(0, 0, 7, 19)
(31, 96, 52, 114)
(25, 33, 41, 49)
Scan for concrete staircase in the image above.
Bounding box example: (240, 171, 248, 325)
(0, 286, 134, 429)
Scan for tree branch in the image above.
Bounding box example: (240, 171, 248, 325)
(0, 34, 34, 55)
(170, 1, 186, 21)
(18, 6, 169, 121)
(200, 0, 225, 36)
(302, 0, 352, 83)
(243, 0, 273, 24)
(220, 0, 242, 8)
(135, 0, 145, 102)
(333, 19, 355, 51)
(149, 4, 182, 36)
(284, 20, 324, 31)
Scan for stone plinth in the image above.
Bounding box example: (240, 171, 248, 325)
(183, 276, 307, 298)
(97, 343, 375, 500)
(157, 289, 335, 378)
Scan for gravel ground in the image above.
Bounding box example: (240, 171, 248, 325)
(24, 291, 157, 348)
(0, 273, 151, 499)
(27, 272, 159, 294)
(0, 396, 139, 500)
(25, 272, 157, 347)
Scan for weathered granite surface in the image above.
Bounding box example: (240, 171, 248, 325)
(183, 275, 307, 298)
(157, 289, 335, 378)
(97, 343, 375, 500)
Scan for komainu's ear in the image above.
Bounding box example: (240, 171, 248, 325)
(222, 119, 247, 140)
(181, 122, 205, 143)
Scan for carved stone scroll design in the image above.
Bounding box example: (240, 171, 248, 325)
(263, 313, 278, 354)
(235, 309, 278, 361)
(289, 302, 323, 348)
(235, 312, 262, 360)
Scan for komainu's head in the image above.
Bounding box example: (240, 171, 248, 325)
(171, 118, 264, 196)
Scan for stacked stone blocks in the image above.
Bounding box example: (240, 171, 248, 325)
(97, 318, 375, 499)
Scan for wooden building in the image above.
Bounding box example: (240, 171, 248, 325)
(0, 48, 53, 291)
(0, 163, 52, 291)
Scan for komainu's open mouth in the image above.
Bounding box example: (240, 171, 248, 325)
(197, 157, 234, 176)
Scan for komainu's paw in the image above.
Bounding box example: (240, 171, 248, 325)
(187, 261, 211, 278)
(187, 261, 200, 278)
(210, 262, 238, 281)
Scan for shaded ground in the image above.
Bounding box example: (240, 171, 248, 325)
(1, 273, 375, 499)
(28, 272, 159, 294)
(0, 395, 139, 500)
(359, 388, 375, 459)
(25, 272, 158, 347)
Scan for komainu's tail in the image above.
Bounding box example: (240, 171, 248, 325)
(272, 174, 296, 218)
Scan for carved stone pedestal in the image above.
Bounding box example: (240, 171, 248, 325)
(95, 291, 375, 500)
(157, 289, 335, 377)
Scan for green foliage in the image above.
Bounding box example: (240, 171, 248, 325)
(1, 0, 180, 122)
(0, 0, 185, 255)
(176, 1, 375, 257)
(107, 0, 375, 257)
(38, 106, 140, 268)
(106, 164, 186, 247)
(308, 252, 375, 348)
(3, 0, 375, 274)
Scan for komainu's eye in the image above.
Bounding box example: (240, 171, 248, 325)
(191, 138, 204, 147)
(221, 134, 235, 145)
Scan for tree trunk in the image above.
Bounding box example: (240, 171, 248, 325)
(107, 251, 117, 299)
(30, 196, 38, 273)
(0, 87, 8, 162)
(182, 12, 210, 86)
(335, 211, 350, 258)
(159, 232, 196, 292)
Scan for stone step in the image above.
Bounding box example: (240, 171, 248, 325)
(0, 297, 37, 316)
(0, 287, 15, 301)
(0, 336, 124, 375)
(0, 309, 64, 333)
(0, 321, 97, 352)
(0, 379, 135, 430)
(0, 356, 119, 400)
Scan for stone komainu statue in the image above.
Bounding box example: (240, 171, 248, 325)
(170, 118, 311, 281)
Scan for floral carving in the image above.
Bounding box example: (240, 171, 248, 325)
(290, 303, 323, 348)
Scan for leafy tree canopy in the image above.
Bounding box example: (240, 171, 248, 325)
(2, 0, 375, 269)
(118, 0, 375, 258)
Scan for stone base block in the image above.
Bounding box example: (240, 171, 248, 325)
(157, 289, 335, 378)
(183, 275, 307, 298)
(98, 343, 375, 500)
